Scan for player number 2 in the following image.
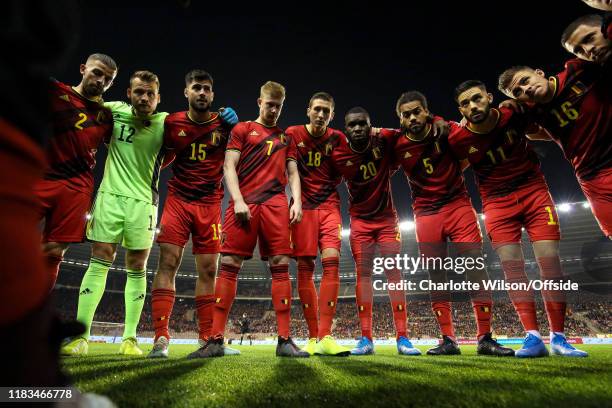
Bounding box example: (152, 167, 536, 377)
(266, 140, 274, 156)
(189, 143, 207, 161)
(423, 157, 434, 174)
(551, 101, 579, 128)
(211, 223, 222, 240)
(545, 206, 557, 225)
(360, 162, 377, 180)
(307, 151, 322, 167)
(74, 113, 87, 130)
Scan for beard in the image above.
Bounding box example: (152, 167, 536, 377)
(84, 82, 103, 98)
(191, 100, 210, 112)
(469, 105, 490, 124)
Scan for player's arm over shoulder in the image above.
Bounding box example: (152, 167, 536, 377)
(103, 100, 128, 112)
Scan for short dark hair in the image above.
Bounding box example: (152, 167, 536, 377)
(309, 91, 335, 109)
(561, 14, 603, 49)
(345, 106, 369, 119)
(395, 91, 428, 117)
(87, 53, 118, 71)
(498, 66, 534, 96)
(454, 80, 487, 102)
(129, 70, 160, 90)
(185, 69, 213, 87)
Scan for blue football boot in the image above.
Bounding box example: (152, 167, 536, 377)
(397, 336, 422, 356)
(350, 336, 374, 355)
(515, 333, 549, 358)
(550, 334, 588, 357)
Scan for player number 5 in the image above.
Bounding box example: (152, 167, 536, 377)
(423, 157, 434, 174)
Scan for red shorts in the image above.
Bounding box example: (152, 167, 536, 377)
(221, 202, 292, 259)
(415, 198, 482, 256)
(34, 179, 91, 243)
(291, 206, 342, 257)
(157, 194, 222, 254)
(579, 168, 612, 238)
(483, 182, 560, 247)
(349, 216, 400, 257)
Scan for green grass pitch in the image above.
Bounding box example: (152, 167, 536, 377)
(62, 344, 612, 408)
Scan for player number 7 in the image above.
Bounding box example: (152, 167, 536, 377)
(265, 140, 274, 156)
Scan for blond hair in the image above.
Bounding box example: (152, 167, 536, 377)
(260, 81, 285, 99)
(129, 70, 160, 90)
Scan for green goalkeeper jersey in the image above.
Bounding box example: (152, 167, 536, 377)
(99, 101, 168, 204)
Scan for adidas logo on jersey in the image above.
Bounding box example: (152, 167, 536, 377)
(404, 151, 412, 158)
(249, 130, 260, 136)
(297, 141, 306, 148)
(346, 160, 354, 166)
(59, 94, 70, 102)
(469, 146, 479, 154)
(79, 288, 93, 296)
(178, 130, 187, 137)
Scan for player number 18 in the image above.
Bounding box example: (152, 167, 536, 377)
(307, 151, 322, 167)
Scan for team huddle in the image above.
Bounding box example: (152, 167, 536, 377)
(40, 12, 609, 360)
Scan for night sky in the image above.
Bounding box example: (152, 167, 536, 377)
(58, 0, 598, 224)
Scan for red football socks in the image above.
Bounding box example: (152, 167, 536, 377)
(537, 256, 566, 333)
(385, 268, 407, 339)
(470, 288, 493, 337)
(502, 259, 538, 331)
(355, 254, 373, 340)
(319, 257, 340, 338)
(211, 263, 240, 338)
(431, 291, 455, 338)
(297, 260, 318, 339)
(195, 294, 215, 341)
(270, 264, 292, 339)
(152, 288, 175, 341)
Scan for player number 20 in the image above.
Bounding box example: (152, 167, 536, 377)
(211, 223, 222, 240)
(189, 143, 207, 161)
(307, 151, 322, 167)
(360, 162, 377, 180)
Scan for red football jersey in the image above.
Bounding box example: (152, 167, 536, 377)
(331, 129, 398, 220)
(227, 121, 297, 205)
(394, 122, 471, 216)
(164, 112, 231, 204)
(286, 125, 343, 210)
(536, 59, 611, 181)
(448, 107, 545, 201)
(44, 80, 113, 192)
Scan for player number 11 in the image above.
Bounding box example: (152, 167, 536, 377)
(211, 224, 222, 240)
